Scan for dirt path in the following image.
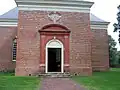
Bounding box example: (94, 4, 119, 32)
(40, 78, 86, 90)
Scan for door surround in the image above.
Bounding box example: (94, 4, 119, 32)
(39, 24, 70, 73)
(46, 39, 64, 73)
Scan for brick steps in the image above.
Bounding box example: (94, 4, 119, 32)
(37, 73, 71, 78)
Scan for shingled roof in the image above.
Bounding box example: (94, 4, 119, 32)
(0, 7, 106, 23)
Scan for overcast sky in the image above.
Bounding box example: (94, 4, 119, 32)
(0, 0, 120, 50)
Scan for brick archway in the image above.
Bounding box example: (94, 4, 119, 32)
(39, 24, 70, 73)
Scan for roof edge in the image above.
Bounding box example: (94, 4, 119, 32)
(0, 18, 18, 27)
(0, 18, 110, 29)
(91, 21, 110, 25)
(91, 21, 110, 30)
(15, 0, 94, 13)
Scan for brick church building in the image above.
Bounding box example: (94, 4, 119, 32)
(0, 0, 109, 76)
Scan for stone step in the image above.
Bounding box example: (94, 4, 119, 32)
(37, 73, 71, 78)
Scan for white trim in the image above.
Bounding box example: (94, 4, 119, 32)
(12, 39, 17, 62)
(15, 0, 94, 13)
(12, 60, 16, 62)
(91, 21, 110, 29)
(0, 19, 18, 27)
(0, 18, 110, 30)
(45, 39, 64, 73)
(91, 25, 108, 29)
(39, 64, 45, 67)
(64, 64, 70, 67)
(18, 6, 90, 13)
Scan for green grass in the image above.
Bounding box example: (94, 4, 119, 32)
(0, 72, 15, 76)
(72, 68, 120, 90)
(0, 72, 40, 90)
(110, 68, 120, 71)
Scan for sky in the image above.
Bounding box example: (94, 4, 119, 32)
(0, 0, 120, 50)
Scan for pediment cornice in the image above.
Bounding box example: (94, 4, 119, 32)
(15, 0, 94, 13)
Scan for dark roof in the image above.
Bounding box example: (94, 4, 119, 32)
(0, 7, 18, 19)
(90, 13, 106, 22)
(0, 7, 106, 22)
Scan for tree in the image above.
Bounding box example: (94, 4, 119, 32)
(114, 5, 120, 43)
(108, 35, 118, 67)
(117, 51, 120, 64)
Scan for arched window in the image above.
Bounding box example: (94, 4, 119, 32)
(12, 39, 17, 61)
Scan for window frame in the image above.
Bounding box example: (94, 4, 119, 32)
(12, 38, 17, 62)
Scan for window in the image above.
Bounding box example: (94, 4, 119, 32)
(12, 39, 17, 61)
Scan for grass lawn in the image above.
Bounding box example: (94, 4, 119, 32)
(0, 72, 40, 90)
(72, 68, 120, 90)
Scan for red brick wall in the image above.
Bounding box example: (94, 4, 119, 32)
(91, 29, 109, 71)
(63, 13, 92, 75)
(16, 11, 92, 76)
(0, 27, 17, 71)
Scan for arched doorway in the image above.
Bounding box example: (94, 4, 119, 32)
(39, 24, 70, 74)
(46, 39, 64, 73)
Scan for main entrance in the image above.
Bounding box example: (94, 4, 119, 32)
(48, 48, 61, 72)
(46, 39, 64, 73)
(39, 24, 70, 74)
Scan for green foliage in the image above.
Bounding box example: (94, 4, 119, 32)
(72, 68, 120, 90)
(108, 35, 119, 66)
(114, 5, 120, 43)
(116, 51, 120, 64)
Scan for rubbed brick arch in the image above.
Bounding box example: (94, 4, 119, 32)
(41, 24, 70, 31)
